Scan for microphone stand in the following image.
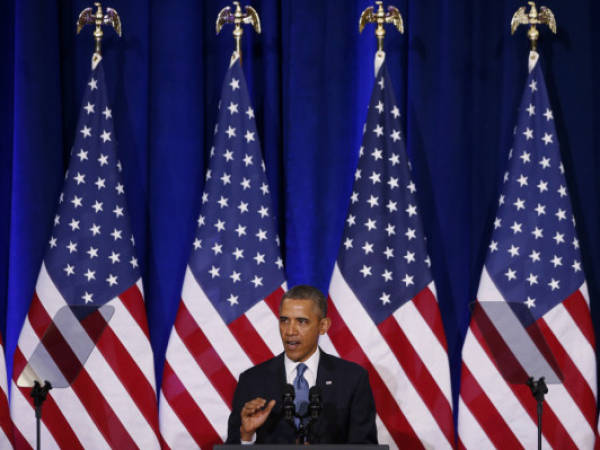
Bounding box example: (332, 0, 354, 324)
(527, 376, 547, 450)
(31, 380, 52, 450)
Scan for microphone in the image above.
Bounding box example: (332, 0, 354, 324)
(308, 386, 321, 420)
(282, 383, 295, 422)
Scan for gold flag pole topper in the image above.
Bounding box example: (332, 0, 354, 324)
(216, 1, 261, 66)
(77, 2, 122, 68)
(511, 1, 556, 51)
(359, 2, 403, 75)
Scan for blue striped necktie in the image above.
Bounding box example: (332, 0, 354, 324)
(294, 363, 309, 425)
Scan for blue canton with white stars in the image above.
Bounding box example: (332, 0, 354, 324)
(485, 57, 583, 321)
(188, 61, 284, 325)
(45, 62, 139, 307)
(338, 63, 432, 325)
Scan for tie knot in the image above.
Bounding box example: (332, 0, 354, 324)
(296, 363, 307, 378)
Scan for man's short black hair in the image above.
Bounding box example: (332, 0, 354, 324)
(280, 285, 328, 318)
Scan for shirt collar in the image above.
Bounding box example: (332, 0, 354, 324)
(284, 347, 320, 387)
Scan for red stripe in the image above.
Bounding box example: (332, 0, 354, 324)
(26, 296, 139, 449)
(459, 363, 523, 449)
(79, 305, 160, 437)
(378, 314, 455, 445)
(536, 317, 597, 428)
(228, 314, 273, 365)
(470, 312, 578, 449)
(563, 290, 596, 348)
(174, 301, 237, 407)
(412, 286, 448, 351)
(119, 283, 151, 340)
(161, 361, 222, 449)
(326, 297, 423, 449)
(13, 348, 83, 449)
(0, 389, 13, 445)
(13, 423, 31, 450)
(263, 286, 285, 317)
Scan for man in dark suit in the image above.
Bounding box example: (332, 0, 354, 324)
(226, 285, 378, 444)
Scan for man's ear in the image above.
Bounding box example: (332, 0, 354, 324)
(319, 317, 331, 335)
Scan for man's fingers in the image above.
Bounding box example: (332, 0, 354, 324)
(264, 399, 276, 413)
(241, 398, 269, 416)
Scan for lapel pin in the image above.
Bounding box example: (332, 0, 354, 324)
(325, 380, 333, 385)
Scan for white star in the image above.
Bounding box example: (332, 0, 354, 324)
(217, 196, 229, 208)
(405, 228, 416, 240)
(383, 246, 394, 259)
(529, 250, 541, 262)
(64, 264, 75, 276)
(108, 251, 120, 264)
(526, 273, 538, 286)
(513, 198, 525, 210)
(385, 223, 395, 236)
(232, 247, 244, 259)
(371, 148, 383, 160)
(523, 127, 533, 140)
(508, 245, 520, 257)
(258, 206, 269, 218)
(535, 203, 546, 216)
(230, 271, 241, 283)
(369, 171, 382, 184)
(389, 154, 400, 166)
(405, 204, 417, 217)
(355, 169, 362, 180)
(95, 177, 106, 190)
(557, 185, 567, 198)
(360, 265, 372, 277)
(69, 219, 80, 231)
(542, 133, 553, 145)
(92, 200, 103, 213)
(404, 251, 416, 263)
(553, 232, 565, 244)
(539, 157, 551, 169)
(407, 181, 416, 193)
(391, 105, 400, 118)
(365, 218, 377, 231)
(244, 130, 255, 143)
(390, 130, 401, 142)
(387, 177, 399, 189)
(525, 297, 536, 308)
(246, 107, 255, 119)
(351, 192, 359, 203)
(505, 268, 517, 281)
(402, 274, 414, 286)
(572, 260, 582, 272)
(550, 255, 563, 267)
(548, 278, 560, 291)
(240, 178, 251, 190)
(251, 275, 263, 287)
(260, 183, 269, 195)
(230, 77, 240, 90)
(220, 173, 231, 185)
(225, 126, 236, 138)
(82, 292, 94, 304)
(572, 238, 580, 249)
(526, 103, 535, 116)
(115, 183, 125, 194)
(529, 79, 537, 92)
(88, 78, 98, 90)
(87, 246, 98, 258)
(520, 151, 531, 163)
(343, 238, 353, 249)
(106, 274, 118, 286)
(367, 195, 379, 207)
(100, 130, 111, 142)
(362, 242, 374, 255)
(71, 196, 83, 208)
(380, 292, 391, 305)
(373, 124, 384, 137)
(386, 201, 398, 213)
(256, 229, 268, 241)
(537, 180, 548, 192)
(227, 102, 239, 114)
(49, 236, 57, 248)
(66, 241, 77, 253)
(235, 224, 246, 236)
(555, 209, 566, 221)
(113, 205, 124, 217)
(243, 154, 253, 166)
(223, 149, 234, 161)
(499, 195, 505, 205)
(98, 154, 109, 166)
(516, 175, 528, 187)
(84, 269, 96, 281)
(84, 102, 95, 114)
(209, 265, 220, 278)
(543, 108, 553, 121)
(489, 241, 498, 252)
(77, 149, 88, 161)
(276, 257, 284, 269)
(80, 126, 92, 138)
(211, 242, 223, 255)
(510, 221, 522, 234)
(531, 227, 543, 239)
(382, 270, 393, 282)
(347, 215, 356, 226)
(374, 101, 384, 113)
(110, 228, 122, 240)
(237, 201, 249, 213)
(102, 106, 112, 119)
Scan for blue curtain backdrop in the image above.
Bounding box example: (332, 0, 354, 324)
(2, 0, 600, 420)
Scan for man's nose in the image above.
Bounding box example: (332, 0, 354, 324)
(285, 321, 298, 335)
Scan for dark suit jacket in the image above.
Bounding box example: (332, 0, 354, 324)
(226, 350, 377, 444)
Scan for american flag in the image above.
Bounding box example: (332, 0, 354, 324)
(10, 59, 161, 449)
(0, 334, 13, 448)
(457, 52, 597, 449)
(327, 60, 455, 449)
(158, 57, 286, 449)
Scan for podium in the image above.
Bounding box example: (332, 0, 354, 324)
(216, 446, 388, 450)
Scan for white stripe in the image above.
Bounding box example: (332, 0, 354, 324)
(109, 296, 157, 387)
(182, 267, 252, 377)
(245, 300, 283, 355)
(319, 333, 338, 356)
(136, 278, 145, 298)
(159, 390, 201, 450)
(545, 383, 594, 449)
(393, 293, 453, 404)
(35, 263, 69, 316)
(0, 428, 11, 450)
(457, 396, 495, 449)
(461, 329, 550, 449)
(11, 379, 59, 449)
(580, 282, 590, 306)
(544, 299, 596, 393)
(330, 264, 452, 449)
(166, 329, 229, 440)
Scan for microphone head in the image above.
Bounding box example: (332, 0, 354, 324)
(283, 383, 295, 401)
(282, 383, 296, 422)
(308, 385, 321, 402)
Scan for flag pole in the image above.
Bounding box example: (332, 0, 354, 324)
(76, 2, 122, 68)
(358, 1, 404, 75)
(511, 4, 557, 450)
(216, 1, 261, 66)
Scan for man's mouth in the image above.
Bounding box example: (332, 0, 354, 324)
(286, 340, 300, 349)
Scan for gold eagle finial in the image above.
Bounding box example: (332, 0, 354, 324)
(359, 2, 404, 53)
(77, 2, 121, 61)
(511, 1, 556, 50)
(216, 2, 261, 64)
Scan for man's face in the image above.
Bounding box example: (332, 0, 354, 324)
(279, 298, 331, 362)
